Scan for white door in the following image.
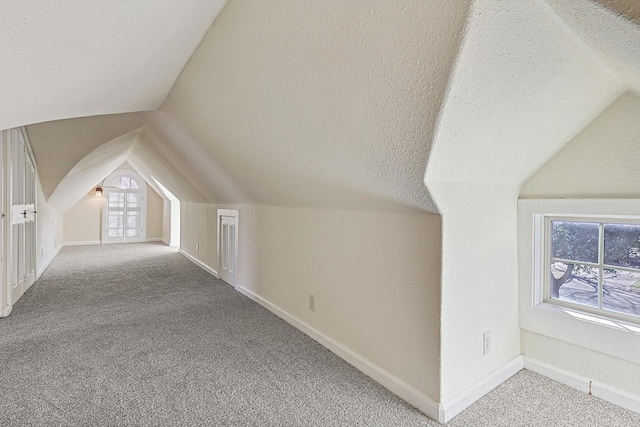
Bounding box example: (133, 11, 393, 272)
(104, 189, 145, 243)
(220, 215, 237, 285)
(9, 129, 36, 305)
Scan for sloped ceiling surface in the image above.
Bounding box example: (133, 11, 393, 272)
(43, 126, 208, 214)
(0, 0, 227, 130)
(521, 91, 640, 198)
(27, 113, 143, 198)
(425, 0, 631, 192)
(11, 0, 640, 216)
(160, 0, 472, 212)
(548, 0, 640, 93)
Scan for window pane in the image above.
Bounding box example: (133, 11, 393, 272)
(551, 221, 599, 263)
(121, 177, 130, 189)
(604, 223, 640, 269)
(130, 179, 139, 190)
(108, 192, 125, 208)
(603, 269, 640, 317)
(127, 192, 142, 208)
(126, 211, 140, 228)
(550, 262, 598, 308)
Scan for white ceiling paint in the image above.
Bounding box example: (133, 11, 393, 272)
(0, 0, 227, 130)
(45, 126, 208, 214)
(425, 0, 625, 189)
(424, 0, 635, 403)
(27, 113, 143, 198)
(46, 130, 141, 213)
(548, 0, 640, 92)
(521, 91, 640, 198)
(160, 0, 472, 212)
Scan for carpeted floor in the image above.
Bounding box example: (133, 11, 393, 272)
(1, 243, 638, 426)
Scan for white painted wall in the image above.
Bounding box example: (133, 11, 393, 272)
(180, 202, 219, 270)
(0, 0, 227, 130)
(424, 0, 627, 404)
(518, 91, 640, 398)
(35, 178, 64, 277)
(27, 113, 142, 198)
(521, 91, 640, 199)
(63, 193, 103, 244)
(146, 188, 163, 240)
(429, 184, 521, 402)
(160, 0, 471, 212)
(522, 330, 640, 395)
(63, 187, 164, 244)
(179, 202, 443, 403)
(163, 199, 171, 245)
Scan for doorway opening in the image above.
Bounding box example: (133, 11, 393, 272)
(217, 209, 238, 286)
(151, 176, 180, 247)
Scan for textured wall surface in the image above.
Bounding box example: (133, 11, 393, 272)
(63, 194, 103, 243)
(4, 0, 640, 414)
(161, 0, 471, 212)
(549, 0, 640, 92)
(180, 202, 443, 402)
(27, 113, 142, 198)
(522, 330, 640, 395)
(521, 91, 640, 198)
(0, 0, 227, 130)
(426, 0, 624, 188)
(425, 0, 629, 402)
(63, 186, 164, 244)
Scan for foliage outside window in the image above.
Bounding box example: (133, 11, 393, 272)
(548, 218, 640, 321)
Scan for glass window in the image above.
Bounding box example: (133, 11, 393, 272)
(547, 218, 640, 320)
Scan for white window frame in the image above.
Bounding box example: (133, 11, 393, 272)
(541, 215, 640, 324)
(101, 170, 148, 244)
(519, 199, 640, 365)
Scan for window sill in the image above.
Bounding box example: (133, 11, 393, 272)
(535, 302, 640, 335)
(518, 199, 640, 366)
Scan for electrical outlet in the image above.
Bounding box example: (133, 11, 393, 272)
(309, 294, 315, 312)
(196, 243, 200, 252)
(483, 331, 492, 355)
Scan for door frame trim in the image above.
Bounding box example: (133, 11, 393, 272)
(101, 169, 148, 244)
(217, 209, 239, 287)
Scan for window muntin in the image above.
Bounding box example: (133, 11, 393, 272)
(545, 217, 640, 322)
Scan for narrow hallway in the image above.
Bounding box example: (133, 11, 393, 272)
(1, 244, 637, 426)
(0, 244, 430, 426)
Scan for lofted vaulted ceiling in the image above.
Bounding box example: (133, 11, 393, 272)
(4, 0, 640, 214)
(0, 0, 227, 130)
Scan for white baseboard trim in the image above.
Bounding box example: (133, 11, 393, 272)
(235, 284, 441, 422)
(37, 244, 63, 279)
(179, 249, 219, 278)
(161, 238, 170, 246)
(523, 357, 640, 414)
(1, 305, 13, 318)
(63, 240, 101, 247)
(146, 238, 163, 242)
(440, 356, 524, 423)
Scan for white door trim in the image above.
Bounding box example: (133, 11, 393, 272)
(101, 170, 148, 244)
(217, 209, 239, 287)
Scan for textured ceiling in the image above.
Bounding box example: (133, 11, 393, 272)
(548, 0, 640, 92)
(161, 0, 471, 212)
(27, 113, 143, 198)
(9, 0, 640, 214)
(594, 0, 640, 24)
(521, 91, 640, 198)
(425, 0, 627, 191)
(0, 0, 227, 130)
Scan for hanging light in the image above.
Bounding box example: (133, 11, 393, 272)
(95, 186, 103, 198)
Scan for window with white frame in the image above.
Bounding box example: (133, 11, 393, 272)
(543, 216, 640, 322)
